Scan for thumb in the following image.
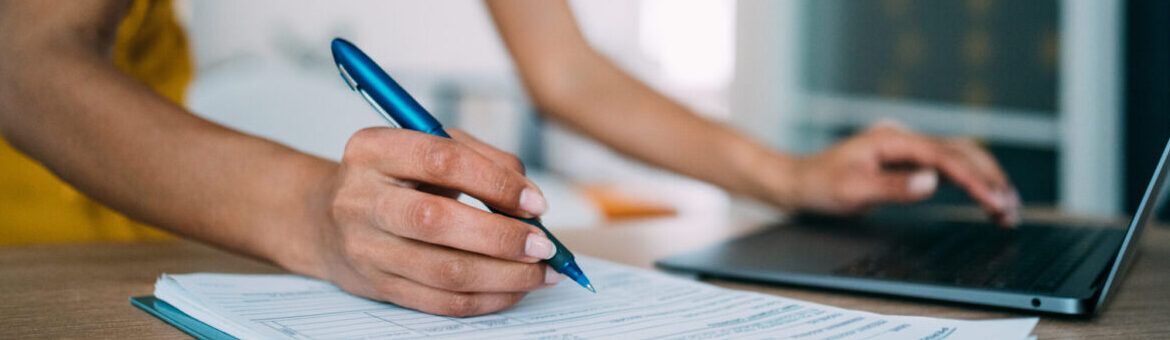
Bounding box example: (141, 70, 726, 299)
(875, 169, 938, 203)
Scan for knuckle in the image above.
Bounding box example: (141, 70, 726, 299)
(442, 293, 480, 317)
(343, 128, 386, 163)
(340, 234, 376, 263)
(436, 257, 475, 290)
(520, 264, 546, 289)
(485, 170, 520, 205)
(340, 145, 368, 166)
(419, 139, 462, 179)
(493, 224, 530, 258)
(351, 127, 383, 142)
(403, 196, 448, 238)
(502, 154, 525, 175)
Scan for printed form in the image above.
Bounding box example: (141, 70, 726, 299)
(154, 256, 1037, 339)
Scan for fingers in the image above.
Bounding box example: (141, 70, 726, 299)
(943, 138, 1009, 190)
(332, 128, 559, 317)
(939, 138, 1019, 226)
(345, 127, 546, 217)
(374, 187, 556, 263)
(328, 224, 549, 317)
(370, 274, 528, 317)
(874, 169, 938, 203)
(424, 129, 528, 200)
(448, 129, 527, 175)
(367, 235, 559, 293)
(865, 124, 1019, 226)
(931, 153, 1005, 212)
(869, 126, 939, 166)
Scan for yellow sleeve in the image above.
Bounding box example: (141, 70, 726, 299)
(0, 0, 193, 245)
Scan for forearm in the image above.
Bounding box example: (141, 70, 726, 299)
(535, 51, 796, 203)
(486, 0, 796, 206)
(0, 14, 334, 274)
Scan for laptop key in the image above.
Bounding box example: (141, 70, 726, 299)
(834, 223, 1103, 293)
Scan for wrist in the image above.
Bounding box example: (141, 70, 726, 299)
(262, 159, 340, 280)
(725, 138, 803, 211)
(755, 152, 805, 211)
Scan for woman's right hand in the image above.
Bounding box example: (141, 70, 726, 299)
(779, 122, 1020, 226)
(308, 127, 562, 317)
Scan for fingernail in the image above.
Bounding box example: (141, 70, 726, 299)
(988, 190, 1007, 211)
(1007, 212, 1021, 227)
(525, 233, 556, 260)
(907, 170, 938, 195)
(995, 188, 1019, 211)
(544, 265, 564, 285)
(1006, 187, 1021, 209)
(519, 187, 547, 216)
(1002, 210, 1021, 228)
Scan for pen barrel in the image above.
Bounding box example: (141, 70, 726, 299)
(332, 38, 445, 134)
(428, 128, 452, 139)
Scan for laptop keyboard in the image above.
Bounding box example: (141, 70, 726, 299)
(833, 223, 1109, 293)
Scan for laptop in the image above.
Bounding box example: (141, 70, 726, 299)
(657, 138, 1170, 316)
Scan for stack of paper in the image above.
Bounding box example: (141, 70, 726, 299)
(152, 256, 1037, 339)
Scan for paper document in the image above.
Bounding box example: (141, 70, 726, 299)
(155, 256, 1037, 339)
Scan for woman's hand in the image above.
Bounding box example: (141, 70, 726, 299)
(771, 122, 1020, 226)
(307, 128, 562, 317)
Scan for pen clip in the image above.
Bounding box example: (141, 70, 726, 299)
(338, 63, 402, 129)
(358, 87, 401, 129)
(337, 64, 358, 90)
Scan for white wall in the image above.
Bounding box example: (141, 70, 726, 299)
(183, 0, 741, 224)
(186, 0, 737, 166)
(189, 1, 512, 79)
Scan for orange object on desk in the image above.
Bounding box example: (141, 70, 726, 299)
(579, 183, 676, 222)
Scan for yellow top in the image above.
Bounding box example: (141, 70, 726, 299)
(0, 0, 192, 245)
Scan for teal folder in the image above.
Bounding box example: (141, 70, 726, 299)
(130, 296, 236, 340)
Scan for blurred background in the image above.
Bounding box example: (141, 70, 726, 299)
(175, 0, 1168, 229)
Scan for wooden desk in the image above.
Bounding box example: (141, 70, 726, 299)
(1, 212, 1167, 339)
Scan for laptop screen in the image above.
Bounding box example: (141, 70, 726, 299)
(1094, 138, 1170, 313)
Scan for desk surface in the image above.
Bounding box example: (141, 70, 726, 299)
(1, 211, 1167, 339)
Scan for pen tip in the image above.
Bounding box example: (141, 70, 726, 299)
(562, 261, 595, 293)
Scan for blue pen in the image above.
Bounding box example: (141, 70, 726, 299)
(331, 38, 595, 293)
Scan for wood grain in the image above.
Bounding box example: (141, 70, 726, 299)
(0, 210, 1166, 339)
